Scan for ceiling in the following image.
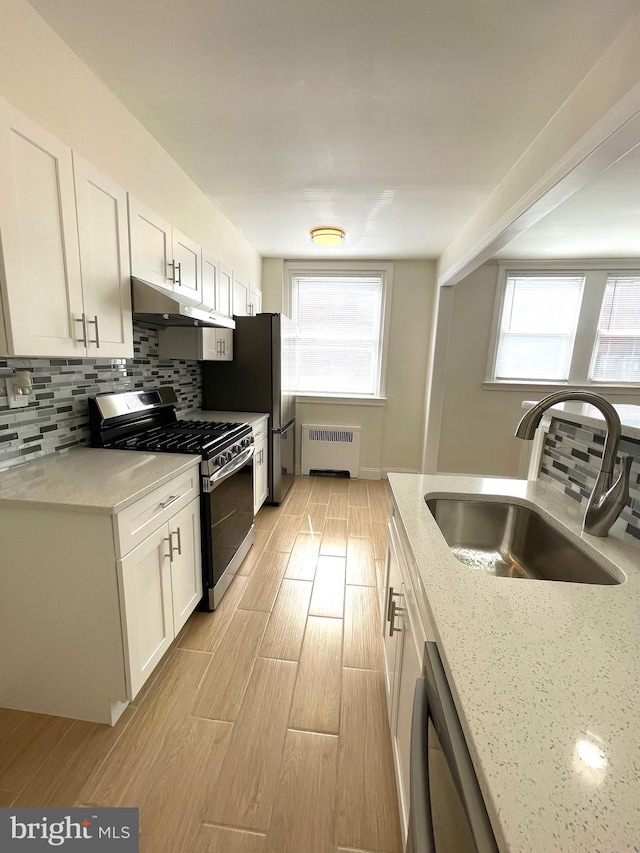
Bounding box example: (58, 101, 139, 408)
(29, 0, 640, 260)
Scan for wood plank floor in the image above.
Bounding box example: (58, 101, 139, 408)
(0, 476, 402, 853)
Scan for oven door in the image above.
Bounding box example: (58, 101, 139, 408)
(201, 445, 255, 609)
(408, 642, 498, 853)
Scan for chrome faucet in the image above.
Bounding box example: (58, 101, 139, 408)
(515, 391, 632, 537)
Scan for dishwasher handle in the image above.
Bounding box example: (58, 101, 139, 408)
(407, 676, 435, 853)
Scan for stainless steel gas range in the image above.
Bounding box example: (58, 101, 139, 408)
(88, 387, 254, 610)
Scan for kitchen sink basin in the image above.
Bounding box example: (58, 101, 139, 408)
(425, 497, 621, 585)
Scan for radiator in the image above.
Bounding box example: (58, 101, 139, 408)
(301, 424, 361, 477)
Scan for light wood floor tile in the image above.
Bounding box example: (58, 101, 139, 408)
(284, 533, 321, 581)
(259, 579, 313, 661)
(309, 556, 346, 619)
(282, 488, 310, 517)
(289, 616, 343, 734)
(327, 492, 349, 520)
(253, 504, 283, 531)
(346, 537, 376, 586)
(264, 730, 338, 853)
(292, 475, 314, 492)
(330, 477, 350, 493)
(136, 718, 232, 853)
(179, 575, 249, 654)
(0, 790, 17, 806)
(348, 479, 369, 506)
(299, 502, 328, 535)
(366, 478, 388, 497)
(81, 649, 211, 806)
(11, 707, 137, 807)
(348, 505, 372, 538)
(203, 658, 298, 832)
(266, 514, 302, 553)
(369, 494, 391, 523)
(376, 560, 387, 617)
(237, 529, 271, 576)
(320, 518, 348, 557)
(239, 551, 288, 612)
(343, 586, 385, 671)
(310, 477, 333, 503)
(371, 522, 388, 561)
(0, 712, 73, 792)
(336, 669, 402, 852)
(191, 609, 269, 721)
(194, 825, 265, 853)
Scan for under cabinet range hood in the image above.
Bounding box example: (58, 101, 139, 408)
(131, 279, 235, 329)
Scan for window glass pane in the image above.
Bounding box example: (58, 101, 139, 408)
(591, 276, 640, 381)
(291, 274, 384, 395)
(494, 274, 584, 381)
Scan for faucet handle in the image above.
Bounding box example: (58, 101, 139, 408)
(617, 454, 633, 488)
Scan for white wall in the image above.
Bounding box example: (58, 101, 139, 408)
(437, 262, 640, 477)
(263, 258, 437, 477)
(0, 0, 261, 284)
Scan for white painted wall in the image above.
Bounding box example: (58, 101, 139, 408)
(0, 0, 261, 284)
(437, 262, 640, 477)
(263, 258, 437, 477)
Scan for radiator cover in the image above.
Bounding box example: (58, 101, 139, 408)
(301, 424, 361, 477)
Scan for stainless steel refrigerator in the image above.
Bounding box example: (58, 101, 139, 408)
(201, 313, 295, 504)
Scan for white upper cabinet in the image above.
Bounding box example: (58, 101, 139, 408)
(249, 286, 262, 315)
(128, 196, 173, 292)
(218, 263, 233, 317)
(0, 98, 84, 357)
(201, 250, 232, 318)
(172, 227, 202, 307)
(0, 98, 133, 358)
(233, 276, 250, 316)
(73, 154, 133, 358)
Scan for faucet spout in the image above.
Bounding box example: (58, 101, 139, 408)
(515, 391, 630, 537)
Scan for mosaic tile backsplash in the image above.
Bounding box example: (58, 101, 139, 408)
(0, 323, 201, 471)
(539, 417, 640, 541)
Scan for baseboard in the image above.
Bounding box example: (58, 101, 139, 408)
(382, 467, 421, 476)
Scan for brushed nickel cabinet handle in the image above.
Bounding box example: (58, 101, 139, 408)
(389, 598, 405, 636)
(160, 494, 181, 510)
(87, 315, 100, 348)
(168, 260, 176, 283)
(74, 314, 88, 346)
(171, 527, 182, 556)
(163, 536, 173, 562)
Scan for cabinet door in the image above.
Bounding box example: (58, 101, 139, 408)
(201, 248, 218, 312)
(73, 154, 133, 358)
(392, 583, 423, 841)
(172, 227, 202, 307)
(249, 287, 262, 315)
(198, 327, 233, 361)
(168, 498, 202, 635)
(0, 99, 84, 356)
(218, 264, 232, 317)
(215, 328, 233, 361)
(117, 525, 174, 700)
(253, 435, 269, 515)
(383, 520, 404, 724)
(233, 276, 250, 316)
(128, 196, 173, 292)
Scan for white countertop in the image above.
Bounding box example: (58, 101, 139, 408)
(0, 447, 201, 514)
(388, 472, 640, 853)
(522, 400, 640, 440)
(184, 409, 269, 427)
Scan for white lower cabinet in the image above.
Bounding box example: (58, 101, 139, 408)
(384, 510, 429, 844)
(252, 416, 269, 514)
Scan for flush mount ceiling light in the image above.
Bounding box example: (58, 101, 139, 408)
(310, 227, 345, 246)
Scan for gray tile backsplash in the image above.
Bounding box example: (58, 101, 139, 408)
(539, 417, 640, 541)
(0, 323, 201, 471)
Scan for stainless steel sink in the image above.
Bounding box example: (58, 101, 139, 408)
(425, 497, 622, 585)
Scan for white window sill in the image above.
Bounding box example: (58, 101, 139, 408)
(295, 393, 387, 407)
(482, 381, 640, 396)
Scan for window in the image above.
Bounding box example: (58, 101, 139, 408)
(288, 265, 392, 397)
(489, 264, 640, 386)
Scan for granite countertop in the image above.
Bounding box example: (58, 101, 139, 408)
(184, 409, 269, 426)
(0, 447, 201, 514)
(388, 472, 640, 853)
(522, 399, 640, 440)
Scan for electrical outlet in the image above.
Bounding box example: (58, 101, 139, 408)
(5, 377, 30, 409)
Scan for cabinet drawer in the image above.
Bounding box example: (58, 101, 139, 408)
(114, 466, 200, 558)
(252, 417, 268, 441)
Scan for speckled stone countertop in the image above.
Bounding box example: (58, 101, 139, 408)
(522, 399, 640, 440)
(0, 447, 201, 514)
(184, 409, 269, 427)
(388, 472, 640, 853)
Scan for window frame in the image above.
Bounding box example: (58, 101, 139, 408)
(486, 260, 640, 391)
(284, 260, 394, 401)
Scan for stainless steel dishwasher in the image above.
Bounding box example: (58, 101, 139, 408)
(408, 642, 499, 853)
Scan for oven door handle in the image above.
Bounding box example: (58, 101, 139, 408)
(207, 445, 255, 489)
